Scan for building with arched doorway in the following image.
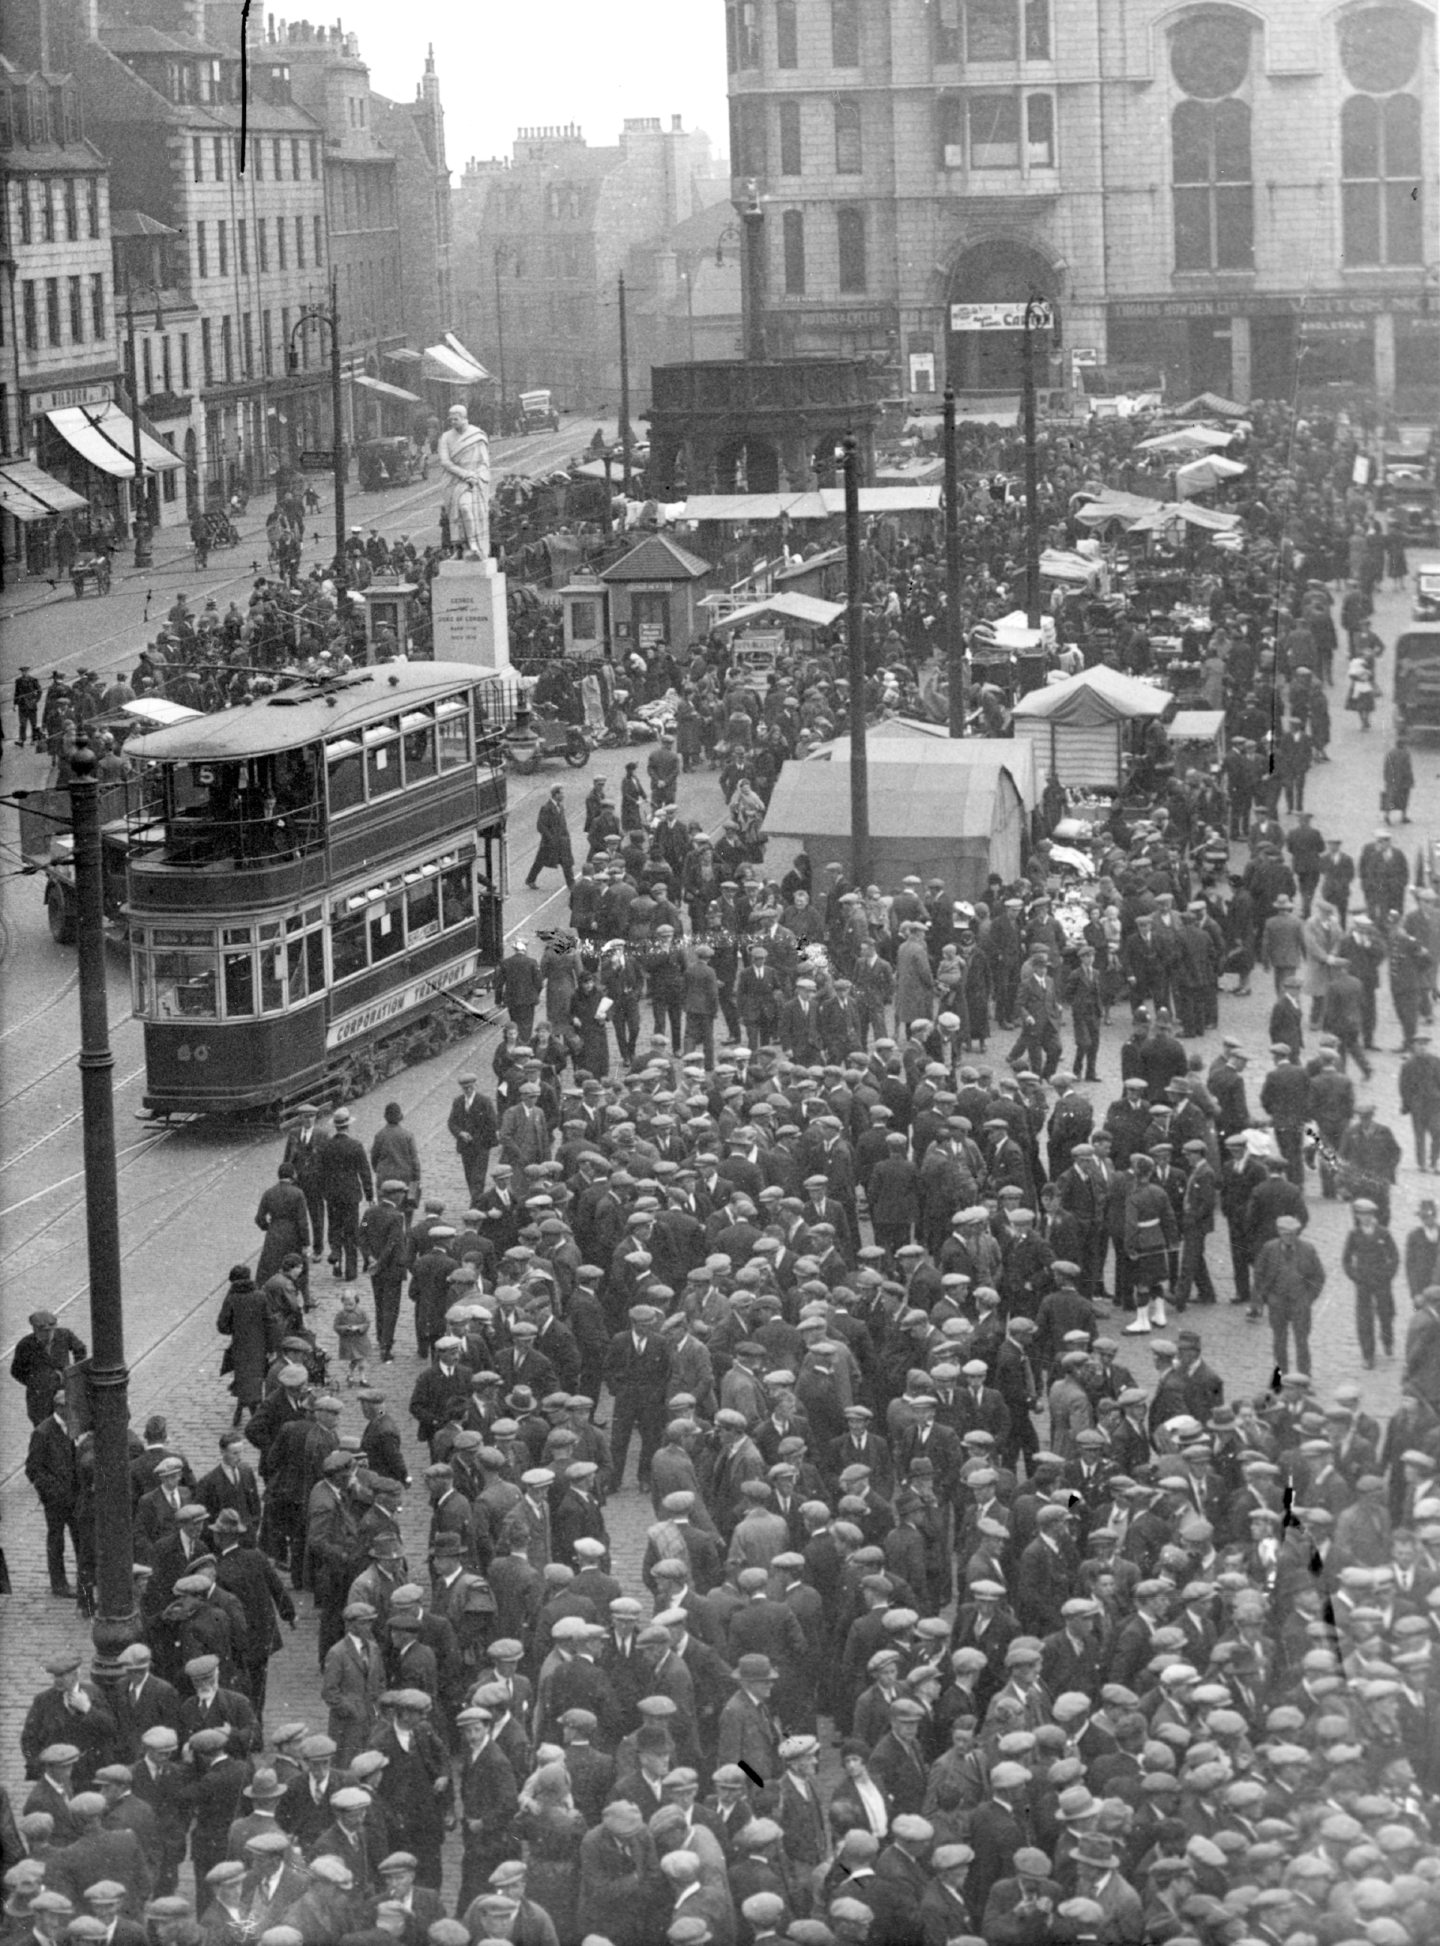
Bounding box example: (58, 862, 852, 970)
(724, 0, 1438, 412)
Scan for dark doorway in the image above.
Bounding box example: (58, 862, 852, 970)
(945, 239, 1058, 391)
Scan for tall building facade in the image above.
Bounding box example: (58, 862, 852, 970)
(724, 0, 1438, 406)
(0, 60, 116, 470)
(455, 116, 721, 409)
(281, 19, 406, 445)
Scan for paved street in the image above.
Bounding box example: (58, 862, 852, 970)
(0, 540, 1432, 1885)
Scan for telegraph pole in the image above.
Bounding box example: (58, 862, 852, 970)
(69, 742, 137, 1683)
(329, 269, 346, 568)
(844, 434, 869, 889)
(618, 272, 633, 496)
(1021, 299, 1045, 628)
(944, 385, 964, 735)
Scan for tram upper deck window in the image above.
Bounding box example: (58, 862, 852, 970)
(401, 708, 438, 783)
(326, 736, 365, 813)
(364, 721, 403, 797)
(437, 698, 471, 770)
(146, 930, 218, 1018)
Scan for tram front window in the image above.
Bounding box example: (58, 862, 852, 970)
(149, 936, 219, 1018)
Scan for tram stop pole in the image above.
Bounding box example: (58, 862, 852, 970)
(944, 385, 965, 736)
(69, 741, 138, 1687)
(844, 434, 870, 891)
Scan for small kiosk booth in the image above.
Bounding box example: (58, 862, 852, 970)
(558, 572, 611, 660)
(600, 533, 713, 657)
(361, 578, 418, 660)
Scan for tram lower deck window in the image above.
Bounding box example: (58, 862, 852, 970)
(440, 860, 474, 925)
(332, 910, 368, 981)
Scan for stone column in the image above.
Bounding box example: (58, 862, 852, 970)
(1229, 315, 1253, 405)
(1374, 312, 1397, 403)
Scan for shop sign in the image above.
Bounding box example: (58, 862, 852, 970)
(27, 380, 114, 415)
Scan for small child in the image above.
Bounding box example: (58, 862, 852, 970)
(334, 1287, 373, 1385)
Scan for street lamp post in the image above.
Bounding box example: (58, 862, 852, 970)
(843, 434, 870, 889)
(124, 282, 164, 568)
(943, 385, 965, 736)
(288, 271, 346, 568)
(493, 247, 509, 427)
(618, 272, 633, 497)
(1020, 298, 1049, 629)
(69, 740, 138, 1684)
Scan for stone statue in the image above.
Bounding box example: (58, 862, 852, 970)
(437, 402, 491, 559)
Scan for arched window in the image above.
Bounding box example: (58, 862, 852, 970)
(1173, 96, 1252, 268)
(1169, 9, 1253, 271)
(1340, 7, 1423, 266)
(783, 210, 806, 295)
(837, 206, 866, 292)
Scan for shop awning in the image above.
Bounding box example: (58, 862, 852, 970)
(353, 374, 422, 406)
(47, 403, 182, 477)
(383, 347, 423, 365)
(0, 458, 89, 522)
(422, 342, 490, 384)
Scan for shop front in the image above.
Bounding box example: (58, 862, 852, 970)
(42, 399, 183, 540)
(1107, 292, 1440, 412)
(0, 455, 91, 580)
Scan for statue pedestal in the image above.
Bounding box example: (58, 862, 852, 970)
(431, 557, 511, 673)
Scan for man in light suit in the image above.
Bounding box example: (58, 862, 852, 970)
(320, 1602, 384, 1766)
(498, 1082, 552, 1173)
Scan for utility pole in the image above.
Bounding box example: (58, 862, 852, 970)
(844, 434, 869, 889)
(69, 741, 138, 1686)
(618, 272, 632, 496)
(493, 248, 508, 424)
(329, 268, 346, 568)
(1021, 298, 1045, 629)
(943, 385, 964, 736)
(123, 285, 152, 568)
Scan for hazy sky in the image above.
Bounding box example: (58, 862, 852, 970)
(302, 1, 730, 169)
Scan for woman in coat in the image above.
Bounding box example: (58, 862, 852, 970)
(217, 1266, 278, 1422)
(370, 1101, 421, 1207)
(894, 921, 936, 1028)
(254, 1163, 310, 1283)
(569, 971, 610, 1080)
(540, 935, 581, 1030)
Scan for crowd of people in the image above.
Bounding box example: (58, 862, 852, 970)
(9, 395, 1440, 1946)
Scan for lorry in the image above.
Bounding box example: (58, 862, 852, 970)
(518, 389, 561, 433)
(1394, 627, 1440, 737)
(1379, 439, 1438, 544)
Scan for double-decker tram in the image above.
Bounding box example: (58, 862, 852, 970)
(121, 661, 513, 1116)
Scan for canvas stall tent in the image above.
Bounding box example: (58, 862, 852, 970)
(819, 727, 1040, 812)
(761, 744, 1026, 901)
(1011, 665, 1169, 791)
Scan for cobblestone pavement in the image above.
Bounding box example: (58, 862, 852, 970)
(0, 569, 1432, 1905)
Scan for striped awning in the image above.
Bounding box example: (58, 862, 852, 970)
(0, 458, 89, 521)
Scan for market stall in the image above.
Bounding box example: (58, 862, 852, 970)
(1011, 664, 1170, 792)
(761, 742, 1028, 899)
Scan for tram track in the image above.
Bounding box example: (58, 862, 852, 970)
(0, 967, 82, 1044)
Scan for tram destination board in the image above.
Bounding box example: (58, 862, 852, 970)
(300, 449, 337, 471)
